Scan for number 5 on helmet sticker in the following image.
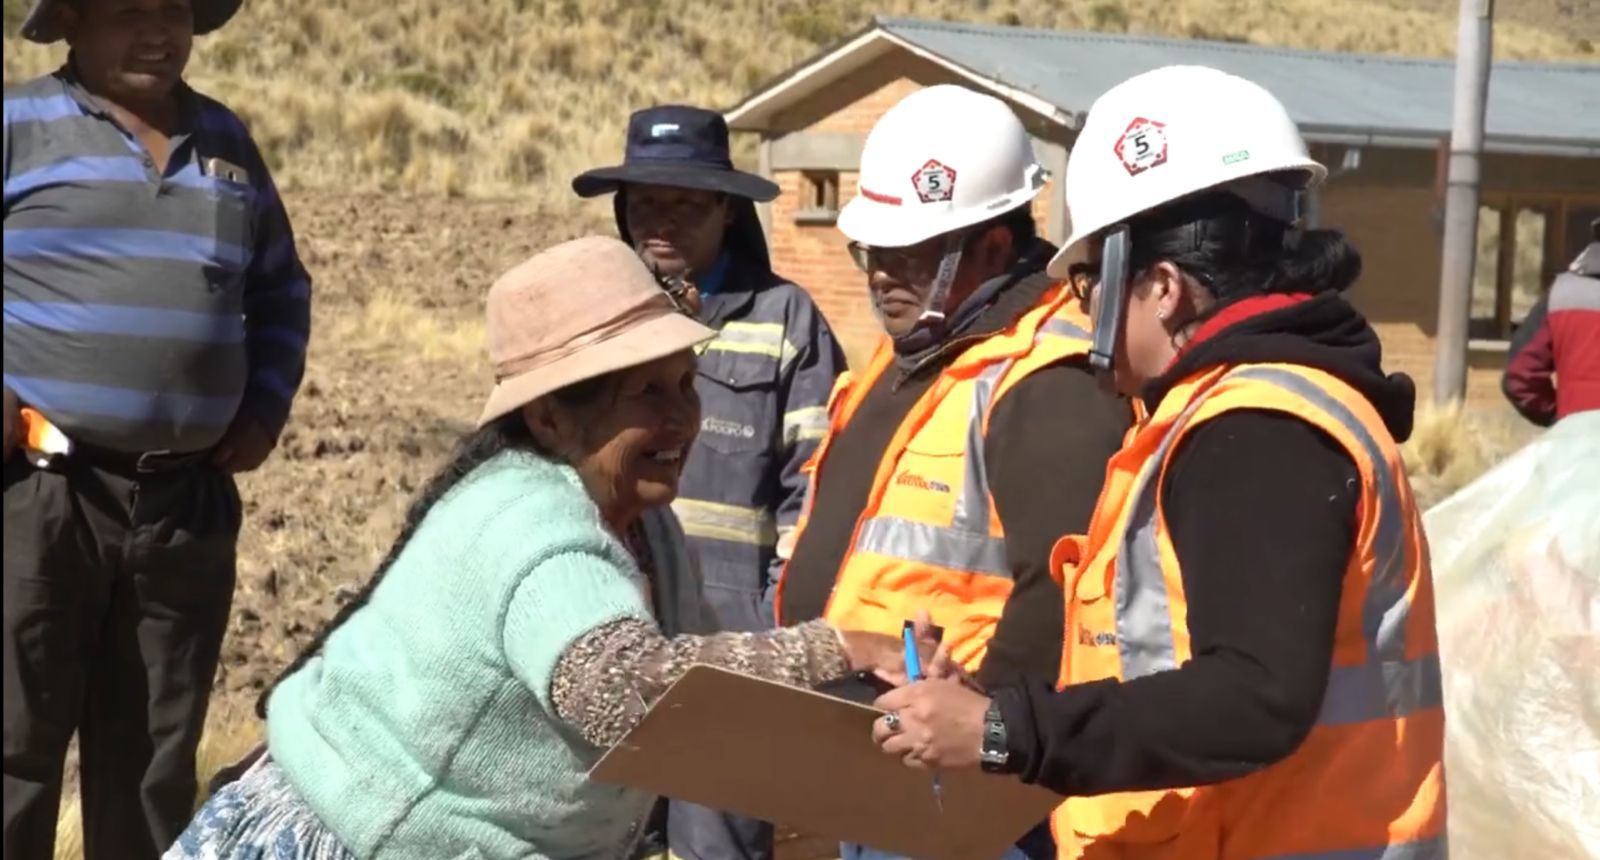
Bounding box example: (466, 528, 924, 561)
(912, 159, 958, 204)
(1114, 117, 1169, 177)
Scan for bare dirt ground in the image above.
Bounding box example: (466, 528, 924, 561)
(215, 191, 586, 719)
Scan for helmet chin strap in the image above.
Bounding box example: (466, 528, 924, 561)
(1089, 225, 1132, 392)
(887, 232, 967, 353)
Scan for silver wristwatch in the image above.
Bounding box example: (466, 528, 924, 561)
(979, 696, 1010, 773)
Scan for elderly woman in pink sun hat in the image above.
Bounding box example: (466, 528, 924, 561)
(166, 236, 914, 860)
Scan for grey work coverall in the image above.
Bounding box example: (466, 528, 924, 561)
(624, 199, 845, 860)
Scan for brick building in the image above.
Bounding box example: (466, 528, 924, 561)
(725, 17, 1600, 405)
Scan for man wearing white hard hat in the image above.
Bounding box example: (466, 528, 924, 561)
(872, 66, 1446, 859)
(774, 84, 1132, 860)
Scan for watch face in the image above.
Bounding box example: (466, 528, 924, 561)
(980, 698, 1009, 772)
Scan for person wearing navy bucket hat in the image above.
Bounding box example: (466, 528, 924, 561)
(574, 106, 846, 860)
(4, 1, 313, 860)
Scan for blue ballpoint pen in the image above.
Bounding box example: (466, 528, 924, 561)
(902, 620, 944, 813)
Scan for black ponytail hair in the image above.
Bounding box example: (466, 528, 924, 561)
(254, 374, 616, 719)
(1125, 186, 1362, 306)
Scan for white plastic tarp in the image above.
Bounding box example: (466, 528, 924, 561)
(1424, 411, 1600, 859)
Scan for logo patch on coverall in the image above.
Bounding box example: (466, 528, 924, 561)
(701, 416, 757, 439)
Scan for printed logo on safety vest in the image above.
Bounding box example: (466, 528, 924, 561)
(911, 159, 958, 204)
(701, 416, 757, 439)
(1114, 117, 1169, 177)
(894, 472, 952, 494)
(1078, 629, 1118, 647)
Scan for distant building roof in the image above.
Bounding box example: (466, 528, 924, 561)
(727, 16, 1600, 157)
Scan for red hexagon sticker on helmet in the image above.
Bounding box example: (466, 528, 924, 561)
(1114, 117, 1169, 177)
(911, 158, 958, 204)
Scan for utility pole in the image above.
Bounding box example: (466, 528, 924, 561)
(1433, 0, 1494, 404)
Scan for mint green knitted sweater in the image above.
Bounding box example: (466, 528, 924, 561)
(267, 451, 657, 859)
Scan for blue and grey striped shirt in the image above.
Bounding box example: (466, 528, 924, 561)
(4, 66, 311, 453)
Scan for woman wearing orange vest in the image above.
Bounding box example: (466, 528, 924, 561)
(872, 66, 1446, 860)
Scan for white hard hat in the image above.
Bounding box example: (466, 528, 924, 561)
(838, 85, 1049, 249)
(1046, 66, 1327, 277)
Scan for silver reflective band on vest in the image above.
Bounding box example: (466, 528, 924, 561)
(852, 316, 1089, 578)
(1266, 834, 1448, 860)
(1317, 652, 1444, 725)
(854, 515, 1012, 578)
(1115, 366, 1441, 726)
(855, 360, 1012, 577)
(1040, 317, 1091, 340)
(1230, 366, 1411, 663)
(1114, 397, 1203, 679)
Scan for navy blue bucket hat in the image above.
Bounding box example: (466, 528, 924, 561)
(573, 105, 779, 202)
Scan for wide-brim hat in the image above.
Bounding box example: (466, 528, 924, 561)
(479, 235, 716, 428)
(573, 104, 778, 202)
(20, 0, 244, 42)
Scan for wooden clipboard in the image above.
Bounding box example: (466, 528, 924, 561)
(589, 665, 1062, 860)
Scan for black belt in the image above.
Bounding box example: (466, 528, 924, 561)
(70, 442, 213, 474)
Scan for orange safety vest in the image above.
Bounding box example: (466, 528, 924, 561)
(1050, 362, 1446, 860)
(774, 284, 1094, 670)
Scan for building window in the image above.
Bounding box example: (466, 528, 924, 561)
(795, 170, 840, 225)
(1471, 197, 1600, 341)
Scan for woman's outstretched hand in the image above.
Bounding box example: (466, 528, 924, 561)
(836, 611, 943, 687)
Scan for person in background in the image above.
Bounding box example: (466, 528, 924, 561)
(776, 85, 1132, 860)
(1502, 217, 1600, 426)
(167, 237, 909, 860)
(873, 66, 1446, 860)
(573, 105, 845, 860)
(3, 0, 312, 857)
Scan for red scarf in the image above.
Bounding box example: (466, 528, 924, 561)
(1172, 292, 1314, 365)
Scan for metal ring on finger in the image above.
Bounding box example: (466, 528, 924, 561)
(882, 710, 902, 733)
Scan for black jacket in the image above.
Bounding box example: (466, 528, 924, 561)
(995, 291, 1418, 796)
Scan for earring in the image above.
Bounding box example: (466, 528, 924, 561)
(1157, 310, 1169, 321)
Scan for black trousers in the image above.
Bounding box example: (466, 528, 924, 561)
(2, 455, 240, 860)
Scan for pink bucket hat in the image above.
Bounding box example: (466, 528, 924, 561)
(478, 236, 715, 427)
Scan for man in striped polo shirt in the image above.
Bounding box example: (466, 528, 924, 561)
(2, 0, 311, 857)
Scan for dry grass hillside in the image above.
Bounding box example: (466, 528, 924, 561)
(1387, 0, 1600, 42)
(4, 0, 1595, 200)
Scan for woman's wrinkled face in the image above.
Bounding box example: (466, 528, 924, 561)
(528, 350, 701, 524)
